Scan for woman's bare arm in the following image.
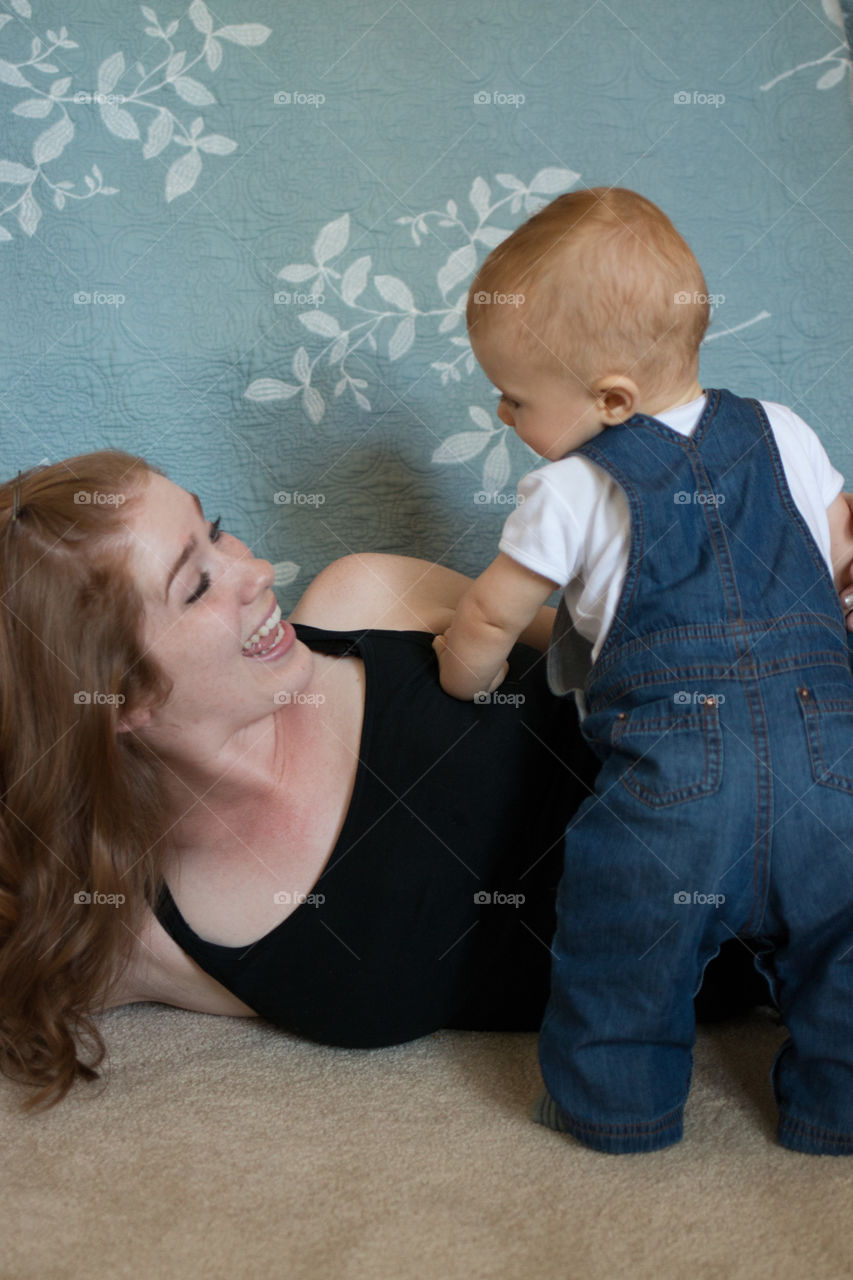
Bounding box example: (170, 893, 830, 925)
(290, 553, 557, 651)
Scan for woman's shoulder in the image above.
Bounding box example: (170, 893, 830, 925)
(289, 553, 475, 635)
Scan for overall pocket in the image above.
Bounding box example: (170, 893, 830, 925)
(609, 697, 724, 808)
(797, 682, 853, 792)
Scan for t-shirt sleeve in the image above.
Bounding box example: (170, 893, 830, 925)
(762, 400, 845, 507)
(498, 463, 589, 587)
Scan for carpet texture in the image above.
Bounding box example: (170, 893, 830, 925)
(3, 1004, 852, 1279)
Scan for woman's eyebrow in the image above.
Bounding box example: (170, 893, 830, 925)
(164, 492, 205, 603)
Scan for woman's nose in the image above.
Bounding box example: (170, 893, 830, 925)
(224, 533, 275, 597)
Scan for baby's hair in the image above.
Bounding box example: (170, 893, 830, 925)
(467, 187, 710, 400)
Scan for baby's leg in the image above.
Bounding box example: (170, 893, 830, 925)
(535, 782, 731, 1154)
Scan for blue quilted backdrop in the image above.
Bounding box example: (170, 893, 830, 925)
(1, 0, 852, 601)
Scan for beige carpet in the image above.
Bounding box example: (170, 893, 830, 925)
(4, 1003, 852, 1280)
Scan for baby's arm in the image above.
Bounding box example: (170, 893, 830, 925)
(433, 552, 560, 700)
(827, 491, 853, 628)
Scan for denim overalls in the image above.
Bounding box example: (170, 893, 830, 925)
(535, 388, 853, 1155)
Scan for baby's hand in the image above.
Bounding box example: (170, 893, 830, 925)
(431, 633, 509, 697)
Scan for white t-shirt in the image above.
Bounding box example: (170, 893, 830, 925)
(499, 394, 844, 663)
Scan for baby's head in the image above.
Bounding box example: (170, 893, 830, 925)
(466, 187, 710, 460)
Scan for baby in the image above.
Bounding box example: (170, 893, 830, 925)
(434, 187, 853, 1155)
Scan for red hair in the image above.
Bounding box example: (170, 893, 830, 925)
(0, 451, 176, 1111)
(467, 187, 710, 399)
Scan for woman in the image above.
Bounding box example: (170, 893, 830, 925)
(0, 451, 790, 1112)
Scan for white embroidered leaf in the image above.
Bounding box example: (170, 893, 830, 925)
(165, 147, 201, 200)
(32, 64, 59, 73)
(141, 6, 158, 23)
(438, 310, 460, 333)
(469, 176, 491, 220)
(205, 38, 223, 71)
(469, 405, 495, 432)
(475, 225, 509, 249)
(142, 110, 173, 159)
(354, 390, 371, 410)
(273, 560, 300, 588)
(329, 334, 348, 364)
(10, 0, 31, 16)
(817, 62, 846, 89)
(165, 20, 179, 38)
(367, 331, 377, 351)
(822, 0, 844, 27)
(32, 116, 73, 164)
(341, 254, 371, 304)
(100, 102, 140, 140)
(388, 316, 415, 360)
(0, 60, 32, 88)
(482, 439, 511, 493)
(293, 346, 311, 383)
(303, 384, 325, 424)
(278, 263, 317, 283)
(50, 77, 71, 97)
(189, 115, 203, 136)
(196, 132, 237, 154)
(53, 190, 65, 209)
(449, 335, 470, 346)
(374, 274, 414, 311)
(97, 51, 125, 95)
(313, 213, 349, 266)
(244, 378, 300, 401)
(0, 160, 36, 183)
(335, 377, 347, 396)
(14, 98, 53, 117)
(173, 76, 215, 105)
(166, 51, 187, 79)
(446, 199, 457, 218)
(17, 190, 40, 235)
(432, 431, 491, 464)
(0, 225, 13, 241)
(189, 0, 213, 34)
(215, 24, 272, 46)
(465, 353, 475, 374)
(351, 377, 367, 388)
(496, 172, 524, 191)
(529, 166, 580, 194)
(436, 243, 476, 297)
(299, 311, 341, 337)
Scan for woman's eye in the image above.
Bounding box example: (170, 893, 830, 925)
(185, 516, 222, 604)
(501, 395, 520, 410)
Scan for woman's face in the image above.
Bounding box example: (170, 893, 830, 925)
(122, 472, 314, 736)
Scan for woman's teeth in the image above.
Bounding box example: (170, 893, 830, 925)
(242, 604, 283, 657)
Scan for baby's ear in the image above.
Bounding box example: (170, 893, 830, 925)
(597, 377, 640, 424)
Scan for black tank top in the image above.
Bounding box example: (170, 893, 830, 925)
(153, 623, 596, 1048)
